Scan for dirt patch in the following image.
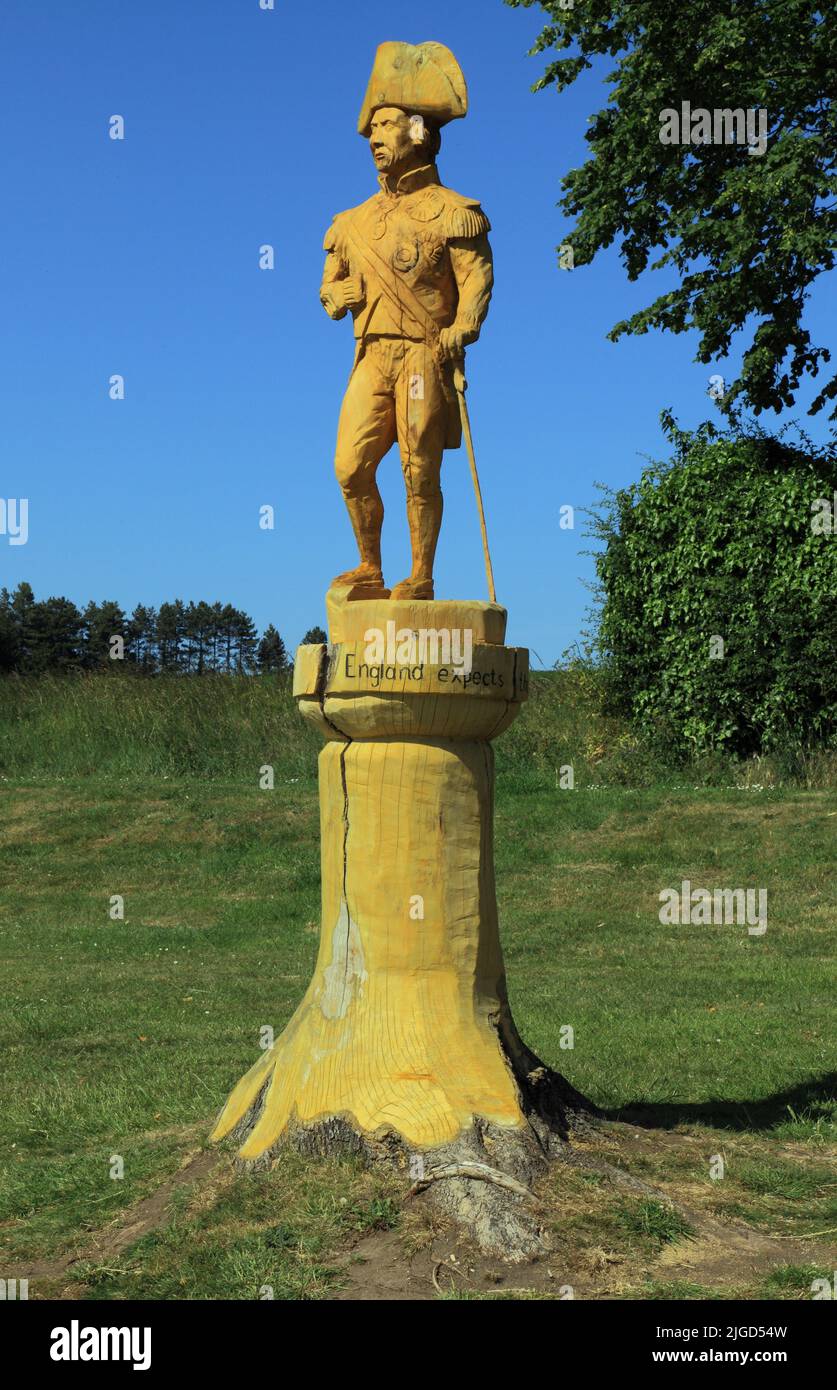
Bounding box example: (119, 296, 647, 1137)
(654, 1217, 789, 1287)
(330, 1222, 582, 1301)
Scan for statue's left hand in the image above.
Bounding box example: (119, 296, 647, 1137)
(437, 325, 478, 362)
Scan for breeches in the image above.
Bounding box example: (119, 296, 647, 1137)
(334, 337, 447, 502)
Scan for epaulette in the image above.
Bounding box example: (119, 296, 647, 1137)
(439, 189, 491, 239)
(443, 204, 491, 239)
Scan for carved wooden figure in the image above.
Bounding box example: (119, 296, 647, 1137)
(212, 43, 590, 1257)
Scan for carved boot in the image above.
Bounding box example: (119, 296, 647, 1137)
(390, 577, 435, 600)
(395, 481, 441, 602)
(330, 562, 390, 600)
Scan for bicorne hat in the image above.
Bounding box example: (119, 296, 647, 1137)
(358, 41, 468, 137)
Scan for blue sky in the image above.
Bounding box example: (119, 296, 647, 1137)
(2, 0, 834, 663)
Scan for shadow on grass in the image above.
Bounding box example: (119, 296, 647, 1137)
(604, 1073, 837, 1133)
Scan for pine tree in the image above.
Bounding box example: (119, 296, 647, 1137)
(10, 582, 35, 668)
(0, 588, 20, 672)
(27, 597, 83, 672)
(81, 600, 127, 668)
(209, 602, 224, 672)
(232, 609, 259, 673)
(257, 624, 289, 675)
(220, 603, 238, 674)
(157, 600, 187, 672)
(185, 601, 216, 675)
(0, 587, 280, 678)
(128, 605, 158, 672)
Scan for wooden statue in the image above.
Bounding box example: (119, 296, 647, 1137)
(212, 42, 590, 1258)
(320, 41, 494, 601)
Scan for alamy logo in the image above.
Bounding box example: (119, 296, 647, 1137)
(364, 622, 473, 676)
(659, 880, 767, 936)
(50, 1321, 151, 1371)
(0, 1278, 28, 1299)
(659, 102, 769, 157)
(1, 498, 28, 545)
(811, 492, 837, 534)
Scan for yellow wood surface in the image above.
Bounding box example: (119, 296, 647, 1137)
(212, 596, 529, 1158)
(325, 591, 507, 646)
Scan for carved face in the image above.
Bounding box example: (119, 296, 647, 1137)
(369, 106, 421, 173)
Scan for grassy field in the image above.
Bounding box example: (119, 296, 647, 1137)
(0, 674, 835, 1299)
(3, 669, 835, 786)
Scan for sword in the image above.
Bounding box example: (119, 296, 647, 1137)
(453, 361, 496, 604)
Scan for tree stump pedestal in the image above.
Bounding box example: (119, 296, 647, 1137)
(211, 591, 591, 1255)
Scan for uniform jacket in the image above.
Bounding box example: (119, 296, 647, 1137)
(320, 163, 493, 449)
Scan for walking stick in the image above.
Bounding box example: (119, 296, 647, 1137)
(452, 361, 497, 604)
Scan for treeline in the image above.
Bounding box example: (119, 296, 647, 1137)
(0, 584, 327, 676)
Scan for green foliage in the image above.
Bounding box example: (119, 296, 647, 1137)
(590, 420, 837, 757)
(345, 1196, 400, 1232)
(256, 623, 290, 675)
(763, 1264, 831, 1294)
(505, 0, 837, 426)
(616, 1199, 696, 1245)
(0, 585, 280, 676)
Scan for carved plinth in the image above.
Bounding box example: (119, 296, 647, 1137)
(211, 591, 536, 1159)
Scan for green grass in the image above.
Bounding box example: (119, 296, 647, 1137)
(65, 1157, 404, 1301)
(0, 672, 316, 780)
(0, 673, 835, 1298)
(736, 1159, 835, 1201)
(2, 669, 834, 787)
(638, 1280, 725, 1300)
(762, 1264, 835, 1297)
(615, 1200, 696, 1246)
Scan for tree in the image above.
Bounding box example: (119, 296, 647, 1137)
(127, 605, 158, 672)
(301, 625, 328, 646)
(0, 584, 83, 673)
(256, 624, 289, 675)
(219, 604, 238, 674)
(9, 582, 35, 668)
(81, 600, 127, 668)
(208, 602, 225, 672)
(590, 418, 837, 758)
(156, 600, 187, 673)
(230, 609, 258, 674)
(506, 0, 837, 427)
(0, 586, 278, 681)
(0, 589, 20, 672)
(184, 600, 216, 675)
(27, 597, 84, 673)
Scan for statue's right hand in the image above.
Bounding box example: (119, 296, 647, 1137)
(339, 275, 366, 311)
